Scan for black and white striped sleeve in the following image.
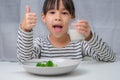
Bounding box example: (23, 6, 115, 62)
(82, 32, 116, 62)
(17, 27, 40, 62)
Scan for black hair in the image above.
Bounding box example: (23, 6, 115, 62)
(42, 0, 75, 18)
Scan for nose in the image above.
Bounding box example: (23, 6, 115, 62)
(55, 13, 62, 21)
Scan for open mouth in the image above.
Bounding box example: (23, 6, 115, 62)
(53, 25, 63, 32)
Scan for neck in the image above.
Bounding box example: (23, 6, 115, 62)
(49, 34, 70, 48)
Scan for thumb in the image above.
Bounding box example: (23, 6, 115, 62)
(26, 5, 30, 13)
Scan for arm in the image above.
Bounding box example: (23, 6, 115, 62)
(17, 27, 41, 62)
(75, 20, 116, 62)
(82, 32, 116, 62)
(17, 5, 39, 62)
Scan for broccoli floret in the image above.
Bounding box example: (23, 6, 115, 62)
(46, 60, 54, 67)
(36, 62, 42, 66)
(36, 60, 56, 67)
(40, 63, 46, 67)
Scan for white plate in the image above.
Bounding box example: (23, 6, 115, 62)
(22, 58, 80, 75)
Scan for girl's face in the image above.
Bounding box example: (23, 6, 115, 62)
(42, 0, 72, 38)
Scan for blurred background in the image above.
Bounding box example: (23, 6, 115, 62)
(0, 0, 120, 61)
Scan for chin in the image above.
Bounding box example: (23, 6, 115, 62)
(53, 34, 63, 39)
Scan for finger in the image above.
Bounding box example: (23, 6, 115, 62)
(27, 22, 36, 27)
(76, 25, 90, 35)
(27, 19, 37, 25)
(27, 15, 37, 20)
(27, 13, 36, 17)
(26, 5, 31, 13)
(75, 24, 87, 29)
(26, 13, 37, 20)
(76, 26, 87, 33)
(27, 17, 37, 21)
(30, 20, 37, 24)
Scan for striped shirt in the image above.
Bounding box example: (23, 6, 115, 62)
(17, 27, 116, 62)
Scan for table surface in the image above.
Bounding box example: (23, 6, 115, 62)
(0, 59, 120, 80)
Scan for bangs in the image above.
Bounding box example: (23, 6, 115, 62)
(42, 0, 60, 14)
(62, 0, 75, 18)
(42, 0, 75, 18)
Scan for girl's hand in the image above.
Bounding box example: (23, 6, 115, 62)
(20, 5, 37, 32)
(75, 20, 92, 41)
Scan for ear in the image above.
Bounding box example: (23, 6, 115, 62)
(41, 13, 46, 23)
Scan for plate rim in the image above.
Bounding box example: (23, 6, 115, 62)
(22, 58, 80, 75)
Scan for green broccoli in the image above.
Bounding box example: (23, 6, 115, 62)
(36, 62, 42, 66)
(46, 60, 54, 67)
(36, 60, 56, 67)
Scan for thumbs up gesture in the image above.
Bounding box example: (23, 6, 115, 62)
(20, 5, 37, 32)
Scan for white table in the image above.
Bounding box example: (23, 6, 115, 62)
(0, 60, 120, 80)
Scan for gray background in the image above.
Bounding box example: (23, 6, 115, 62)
(0, 0, 120, 61)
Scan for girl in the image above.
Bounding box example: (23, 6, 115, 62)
(17, 0, 116, 62)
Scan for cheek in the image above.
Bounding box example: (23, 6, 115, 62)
(45, 18, 52, 26)
(45, 15, 52, 23)
(64, 20, 70, 27)
(63, 22, 69, 31)
(45, 20, 52, 30)
(66, 18, 71, 24)
(46, 19, 50, 23)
